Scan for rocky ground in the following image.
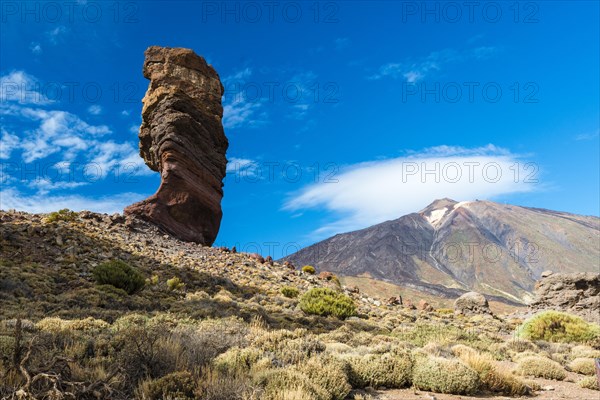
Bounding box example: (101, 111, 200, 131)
(0, 209, 598, 399)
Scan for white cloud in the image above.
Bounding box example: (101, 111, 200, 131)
(575, 131, 599, 141)
(369, 47, 497, 82)
(0, 187, 146, 214)
(0, 70, 52, 105)
(87, 105, 103, 115)
(283, 145, 540, 239)
(47, 26, 68, 44)
(223, 97, 266, 129)
(29, 42, 42, 55)
(121, 110, 131, 116)
(0, 128, 20, 159)
(221, 68, 269, 129)
(226, 157, 261, 178)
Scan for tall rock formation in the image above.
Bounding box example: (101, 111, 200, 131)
(124, 46, 228, 245)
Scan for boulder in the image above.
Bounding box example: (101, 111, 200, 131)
(124, 46, 228, 245)
(529, 272, 600, 324)
(454, 292, 493, 316)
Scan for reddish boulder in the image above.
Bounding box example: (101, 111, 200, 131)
(318, 271, 335, 280)
(124, 46, 228, 245)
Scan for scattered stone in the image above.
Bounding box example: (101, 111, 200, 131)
(249, 253, 265, 263)
(124, 46, 228, 245)
(541, 270, 554, 278)
(418, 299, 433, 312)
(454, 292, 493, 316)
(265, 256, 274, 266)
(386, 296, 402, 306)
(318, 271, 334, 280)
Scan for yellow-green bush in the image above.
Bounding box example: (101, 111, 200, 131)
(345, 350, 413, 389)
(281, 286, 300, 298)
(515, 356, 567, 380)
(568, 357, 596, 375)
(578, 376, 599, 390)
(412, 356, 480, 395)
(167, 276, 185, 291)
(45, 208, 78, 223)
(299, 288, 356, 319)
(517, 311, 600, 345)
(302, 265, 316, 274)
(92, 260, 145, 294)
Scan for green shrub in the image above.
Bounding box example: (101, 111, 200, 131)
(45, 208, 78, 223)
(515, 356, 567, 380)
(167, 276, 185, 291)
(517, 311, 600, 344)
(143, 371, 197, 400)
(281, 286, 300, 298)
(302, 265, 316, 274)
(568, 358, 596, 375)
(92, 260, 145, 294)
(412, 356, 481, 395)
(299, 288, 356, 319)
(578, 376, 600, 390)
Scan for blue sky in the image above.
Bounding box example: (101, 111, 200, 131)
(1, 1, 599, 258)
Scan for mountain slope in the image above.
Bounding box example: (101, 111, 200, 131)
(282, 199, 600, 304)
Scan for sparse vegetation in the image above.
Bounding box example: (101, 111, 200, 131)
(299, 288, 357, 319)
(92, 260, 146, 294)
(517, 311, 600, 345)
(2, 209, 598, 399)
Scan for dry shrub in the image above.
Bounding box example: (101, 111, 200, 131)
(457, 347, 530, 395)
(412, 356, 480, 395)
(515, 356, 567, 380)
(345, 350, 412, 389)
(568, 357, 596, 375)
(578, 376, 600, 390)
(296, 355, 351, 400)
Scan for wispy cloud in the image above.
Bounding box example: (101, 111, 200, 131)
(369, 46, 498, 82)
(47, 26, 68, 44)
(29, 42, 42, 55)
(574, 131, 599, 141)
(87, 105, 103, 115)
(0, 70, 153, 200)
(283, 145, 540, 240)
(222, 68, 268, 129)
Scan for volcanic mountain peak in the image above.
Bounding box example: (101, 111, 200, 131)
(283, 199, 600, 305)
(418, 198, 474, 228)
